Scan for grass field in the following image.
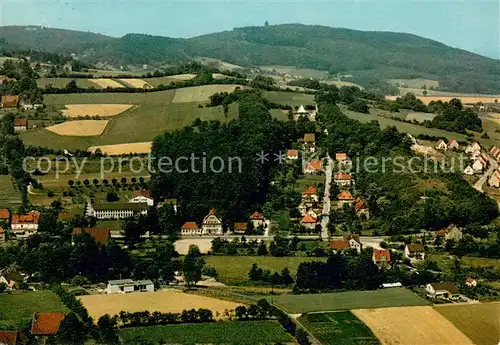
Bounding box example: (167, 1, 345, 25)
(435, 302, 500, 345)
(119, 320, 292, 345)
(43, 89, 176, 105)
(263, 91, 315, 107)
(0, 175, 21, 207)
(37, 78, 102, 89)
(268, 288, 428, 314)
(172, 84, 245, 103)
(79, 290, 242, 320)
(299, 311, 380, 345)
(0, 291, 68, 329)
(353, 306, 474, 345)
(117, 78, 152, 88)
(204, 255, 327, 284)
(387, 78, 440, 89)
(405, 112, 436, 122)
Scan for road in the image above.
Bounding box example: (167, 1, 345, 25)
(473, 153, 498, 192)
(321, 155, 334, 241)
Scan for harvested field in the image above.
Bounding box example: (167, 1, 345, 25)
(117, 79, 152, 88)
(172, 84, 245, 103)
(435, 302, 500, 345)
(88, 141, 152, 155)
(46, 120, 108, 136)
(62, 104, 134, 118)
(79, 290, 242, 320)
(353, 306, 474, 345)
(88, 78, 125, 88)
(167, 74, 196, 80)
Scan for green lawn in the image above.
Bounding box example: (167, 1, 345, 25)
(263, 91, 315, 107)
(37, 78, 101, 89)
(0, 175, 22, 208)
(43, 89, 176, 105)
(299, 311, 380, 345)
(204, 255, 327, 284)
(119, 320, 292, 345)
(260, 65, 329, 79)
(268, 288, 428, 314)
(0, 291, 68, 329)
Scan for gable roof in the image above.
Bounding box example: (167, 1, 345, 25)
(72, 227, 110, 244)
(343, 234, 360, 242)
(301, 215, 317, 223)
(132, 189, 153, 200)
(373, 249, 391, 262)
(465, 275, 476, 284)
(355, 198, 367, 212)
(306, 160, 322, 171)
(335, 153, 347, 161)
(287, 149, 299, 157)
(92, 202, 148, 211)
(234, 222, 247, 231)
(303, 186, 317, 195)
(0, 331, 20, 345)
(14, 118, 27, 127)
(11, 211, 40, 225)
(296, 105, 308, 114)
(303, 133, 315, 143)
(338, 191, 354, 201)
(0, 227, 4, 234)
(31, 312, 65, 335)
(335, 172, 352, 180)
(429, 282, 459, 294)
(0, 208, 8, 220)
(407, 244, 425, 252)
(437, 224, 460, 237)
(448, 139, 459, 147)
(250, 211, 265, 220)
(1, 95, 20, 107)
(181, 222, 199, 230)
(330, 239, 350, 250)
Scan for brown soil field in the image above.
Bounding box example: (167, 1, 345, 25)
(118, 79, 153, 88)
(88, 78, 125, 88)
(434, 302, 500, 345)
(172, 84, 245, 103)
(46, 120, 108, 136)
(386, 95, 500, 105)
(353, 306, 474, 345)
(87, 141, 152, 155)
(79, 290, 242, 320)
(62, 104, 134, 118)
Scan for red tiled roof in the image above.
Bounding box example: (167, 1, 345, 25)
(11, 211, 40, 225)
(250, 211, 265, 220)
(343, 234, 360, 242)
(72, 227, 110, 244)
(407, 244, 425, 252)
(330, 239, 349, 250)
(132, 189, 152, 199)
(208, 208, 216, 215)
(14, 118, 27, 127)
(0, 331, 19, 345)
(373, 249, 391, 262)
(1, 95, 20, 108)
(0, 208, 10, 219)
(335, 153, 347, 161)
(234, 222, 247, 231)
(303, 186, 317, 195)
(306, 160, 322, 171)
(338, 191, 354, 201)
(335, 172, 352, 180)
(355, 198, 367, 212)
(0, 227, 4, 234)
(181, 222, 199, 230)
(301, 215, 317, 223)
(436, 230, 446, 237)
(304, 133, 315, 142)
(465, 275, 475, 284)
(287, 149, 299, 157)
(31, 312, 65, 335)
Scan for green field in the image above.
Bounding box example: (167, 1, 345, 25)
(260, 65, 329, 79)
(435, 303, 500, 345)
(37, 78, 102, 89)
(204, 256, 327, 284)
(43, 89, 176, 105)
(263, 91, 315, 107)
(387, 78, 440, 89)
(0, 175, 21, 208)
(269, 288, 428, 314)
(299, 311, 380, 345)
(119, 320, 292, 345)
(0, 291, 68, 329)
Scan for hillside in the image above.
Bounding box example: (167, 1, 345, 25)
(1, 24, 499, 93)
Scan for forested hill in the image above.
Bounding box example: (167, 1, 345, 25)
(1, 24, 499, 93)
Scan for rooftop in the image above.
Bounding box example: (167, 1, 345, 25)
(31, 312, 65, 335)
(181, 221, 199, 230)
(92, 202, 148, 211)
(72, 227, 110, 244)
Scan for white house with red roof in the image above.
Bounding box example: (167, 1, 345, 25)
(334, 172, 353, 187)
(201, 209, 223, 235)
(287, 149, 299, 160)
(11, 211, 40, 239)
(130, 189, 154, 206)
(448, 139, 460, 150)
(435, 139, 448, 151)
(180, 222, 202, 236)
(302, 186, 318, 202)
(373, 249, 391, 268)
(472, 156, 487, 172)
(301, 214, 317, 230)
(488, 169, 500, 188)
(337, 191, 355, 207)
(304, 159, 322, 174)
(466, 142, 481, 155)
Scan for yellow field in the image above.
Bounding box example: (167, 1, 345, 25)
(88, 78, 125, 88)
(172, 84, 245, 103)
(168, 74, 196, 80)
(118, 79, 153, 88)
(87, 141, 152, 155)
(386, 95, 500, 105)
(46, 120, 109, 136)
(79, 290, 242, 319)
(353, 306, 474, 345)
(62, 104, 134, 118)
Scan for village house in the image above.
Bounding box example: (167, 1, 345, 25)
(301, 214, 317, 230)
(233, 222, 247, 234)
(0, 270, 23, 290)
(86, 202, 148, 219)
(0, 227, 5, 246)
(201, 209, 223, 235)
(404, 244, 426, 263)
(372, 249, 391, 268)
(72, 227, 110, 245)
(11, 211, 40, 239)
(302, 186, 319, 203)
(488, 170, 500, 188)
(0, 75, 16, 85)
(0, 330, 27, 345)
(304, 159, 322, 174)
(343, 234, 363, 253)
(105, 279, 154, 294)
(466, 142, 481, 155)
(425, 283, 460, 300)
(0, 208, 9, 223)
(299, 133, 316, 153)
(435, 139, 448, 151)
(31, 312, 66, 338)
(337, 190, 355, 207)
(334, 172, 353, 187)
(13, 118, 27, 132)
(465, 275, 477, 287)
(180, 222, 202, 236)
(355, 198, 370, 219)
(330, 239, 350, 253)
(490, 146, 500, 161)
(249, 211, 269, 230)
(463, 165, 474, 175)
(472, 156, 487, 172)
(287, 149, 299, 160)
(448, 139, 460, 150)
(20, 102, 43, 111)
(1, 95, 20, 108)
(335, 152, 351, 166)
(436, 224, 463, 241)
(130, 189, 154, 206)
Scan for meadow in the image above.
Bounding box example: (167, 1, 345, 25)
(0, 175, 21, 208)
(119, 320, 293, 345)
(263, 91, 315, 107)
(386, 78, 440, 89)
(434, 302, 500, 345)
(260, 65, 329, 79)
(299, 311, 380, 345)
(268, 288, 428, 314)
(204, 255, 327, 284)
(0, 291, 68, 329)
(37, 77, 103, 89)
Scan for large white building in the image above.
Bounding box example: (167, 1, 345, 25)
(130, 190, 154, 207)
(201, 209, 223, 235)
(105, 279, 154, 294)
(11, 211, 40, 239)
(86, 202, 148, 219)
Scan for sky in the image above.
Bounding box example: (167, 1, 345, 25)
(1, 0, 499, 59)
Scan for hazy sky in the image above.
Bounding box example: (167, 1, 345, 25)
(1, 0, 499, 59)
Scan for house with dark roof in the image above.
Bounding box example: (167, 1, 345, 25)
(299, 133, 316, 153)
(404, 244, 426, 263)
(435, 224, 463, 242)
(31, 312, 65, 336)
(425, 283, 460, 300)
(72, 227, 110, 245)
(330, 239, 350, 252)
